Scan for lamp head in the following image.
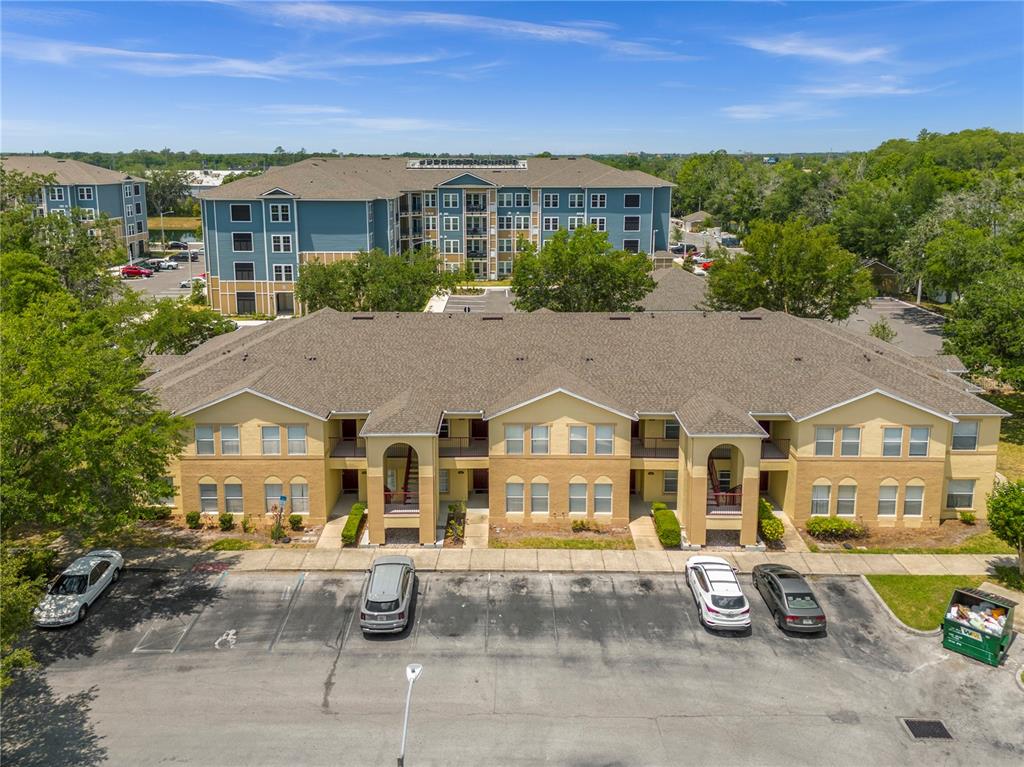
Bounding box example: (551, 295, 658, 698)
(406, 663, 423, 683)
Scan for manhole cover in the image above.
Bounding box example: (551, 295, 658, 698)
(903, 719, 953, 740)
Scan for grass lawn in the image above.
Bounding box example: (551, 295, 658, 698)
(866, 574, 984, 630)
(491, 536, 635, 550)
(849, 532, 1014, 556)
(206, 538, 271, 551)
(982, 392, 1024, 481)
(148, 216, 201, 231)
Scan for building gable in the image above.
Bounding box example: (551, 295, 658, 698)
(438, 173, 495, 188)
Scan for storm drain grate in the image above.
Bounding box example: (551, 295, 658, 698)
(903, 719, 953, 740)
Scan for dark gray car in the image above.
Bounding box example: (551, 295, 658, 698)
(359, 555, 416, 634)
(752, 564, 827, 634)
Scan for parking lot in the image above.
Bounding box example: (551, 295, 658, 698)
(442, 288, 516, 313)
(841, 297, 944, 356)
(3, 569, 1021, 766)
(121, 254, 203, 299)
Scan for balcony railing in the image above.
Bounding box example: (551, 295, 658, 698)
(439, 436, 488, 457)
(384, 491, 419, 514)
(330, 437, 366, 457)
(630, 437, 679, 458)
(467, 251, 487, 260)
(465, 204, 486, 212)
(466, 228, 486, 236)
(760, 438, 790, 460)
(707, 490, 742, 515)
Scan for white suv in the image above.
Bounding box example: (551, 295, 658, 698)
(686, 555, 751, 631)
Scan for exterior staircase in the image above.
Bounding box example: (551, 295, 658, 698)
(403, 447, 419, 500)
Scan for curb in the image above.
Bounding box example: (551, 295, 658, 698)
(859, 574, 941, 637)
(1015, 664, 1024, 694)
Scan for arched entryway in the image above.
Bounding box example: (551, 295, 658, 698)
(707, 443, 744, 516)
(384, 443, 420, 512)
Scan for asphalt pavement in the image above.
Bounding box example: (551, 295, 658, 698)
(840, 297, 945, 356)
(3, 569, 1021, 766)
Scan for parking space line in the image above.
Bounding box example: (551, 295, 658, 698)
(171, 570, 227, 654)
(547, 574, 560, 648)
(411, 575, 431, 648)
(608, 577, 631, 650)
(484, 572, 491, 653)
(268, 572, 305, 653)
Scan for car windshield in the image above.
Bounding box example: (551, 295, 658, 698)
(786, 593, 819, 610)
(367, 599, 399, 613)
(710, 595, 745, 610)
(50, 574, 87, 595)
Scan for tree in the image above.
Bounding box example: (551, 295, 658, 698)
(943, 266, 1024, 388)
(0, 250, 63, 313)
(832, 180, 906, 262)
(0, 549, 44, 690)
(869, 317, 897, 343)
(987, 480, 1024, 576)
(510, 226, 655, 312)
(146, 168, 190, 216)
(922, 220, 998, 300)
(107, 293, 238, 356)
(705, 218, 873, 321)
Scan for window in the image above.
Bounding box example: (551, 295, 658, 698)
(623, 215, 641, 231)
(439, 469, 449, 495)
(498, 238, 512, 253)
(952, 421, 978, 451)
(133, 184, 141, 196)
(624, 193, 641, 208)
(506, 482, 524, 513)
(811, 485, 830, 516)
(904, 485, 924, 516)
(567, 216, 585, 231)
(664, 421, 680, 439)
(232, 232, 254, 252)
(443, 216, 459, 231)
(271, 234, 292, 253)
(718, 469, 732, 491)
(199, 484, 218, 514)
(498, 215, 512, 230)
(814, 427, 835, 456)
(878, 485, 897, 516)
(123, 184, 131, 199)
(195, 425, 215, 455)
(569, 483, 587, 514)
(505, 425, 524, 454)
(442, 239, 461, 254)
(78, 187, 93, 201)
(569, 425, 588, 454)
(514, 215, 530, 230)
(229, 204, 251, 222)
(273, 264, 294, 281)
(530, 483, 549, 514)
(498, 192, 513, 207)
(883, 427, 903, 457)
(531, 425, 549, 454)
(126, 223, 136, 236)
(664, 470, 678, 494)
(497, 260, 512, 277)
(291, 482, 309, 514)
(946, 479, 975, 509)
(514, 192, 530, 207)
(125, 205, 134, 219)
(442, 192, 459, 208)
(589, 217, 606, 232)
(836, 485, 856, 516)
(594, 483, 612, 515)
(261, 425, 281, 455)
(543, 216, 559, 232)
(234, 262, 255, 281)
(543, 193, 559, 208)
(137, 219, 145, 232)
(595, 424, 614, 455)
(840, 427, 861, 457)
(423, 192, 436, 208)
(909, 427, 930, 457)
(220, 425, 240, 455)
(569, 193, 584, 208)
(265, 483, 283, 514)
(224, 483, 243, 515)
(590, 193, 606, 208)
(77, 208, 96, 222)
(49, 187, 65, 201)
(287, 425, 307, 455)
(269, 203, 290, 222)
(135, 202, 142, 215)
(236, 292, 256, 314)
(157, 476, 175, 506)
(623, 239, 640, 253)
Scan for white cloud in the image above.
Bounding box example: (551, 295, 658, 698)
(259, 104, 351, 115)
(722, 101, 837, 121)
(736, 33, 891, 64)
(799, 77, 941, 98)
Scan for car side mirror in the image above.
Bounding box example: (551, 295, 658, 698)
(733, 567, 739, 574)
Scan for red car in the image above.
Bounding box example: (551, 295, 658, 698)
(121, 264, 154, 278)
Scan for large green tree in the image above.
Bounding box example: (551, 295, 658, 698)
(831, 180, 906, 262)
(511, 226, 655, 312)
(922, 220, 999, 300)
(145, 168, 190, 216)
(0, 549, 45, 690)
(987, 480, 1024, 576)
(705, 217, 873, 321)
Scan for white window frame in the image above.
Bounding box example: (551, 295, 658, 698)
(505, 424, 524, 455)
(49, 187, 65, 201)
(543, 216, 559, 232)
(291, 482, 309, 514)
(442, 192, 459, 208)
(498, 192, 513, 207)
(590, 193, 606, 208)
(624, 193, 641, 208)
(77, 208, 96, 222)
(229, 203, 252, 222)
(195, 425, 215, 455)
(952, 421, 979, 451)
(904, 485, 924, 516)
(497, 215, 512, 230)
(595, 424, 614, 455)
(594, 483, 612, 515)
(224, 483, 244, 515)
(439, 469, 450, 495)
(273, 264, 294, 282)
(877, 485, 897, 516)
(530, 425, 550, 455)
(443, 239, 461, 254)
(569, 483, 587, 515)
(78, 187, 93, 201)
(945, 479, 975, 509)
(269, 203, 291, 222)
(814, 426, 835, 457)
(514, 215, 530, 230)
(589, 217, 606, 232)
(514, 192, 530, 207)
(840, 427, 861, 457)
(811, 485, 830, 516)
(497, 259, 513, 277)
(623, 215, 641, 232)
(261, 425, 281, 455)
(286, 424, 307, 455)
(125, 205, 133, 219)
(530, 483, 549, 515)
(882, 427, 903, 457)
(271, 234, 292, 253)
(506, 482, 524, 514)
(836, 485, 857, 516)
(568, 193, 584, 208)
(133, 183, 141, 196)
(664, 421, 680, 439)
(232, 232, 254, 253)
(233, 261, 256, 281)
(424, 215, 437, 231)
(498, 238, 512, 253)
(199, 484, 218, 514)
(909, 426, 930, 457)
(543, 193, 559, 208)
(126, 223, 136, 236)
(423, 192, 437, 208)
(122, 184, 131, 199)
(569, 425, 588, 455)
(443, 216, 459, 232)
(264, 483, 283, 515)
(664, 470, 678, 494)
(623, 239, 640, 253)
(220, 425, 240, 455)
(567, 215, 585, 231)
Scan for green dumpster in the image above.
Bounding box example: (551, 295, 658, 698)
(941, 588, 1016, 667)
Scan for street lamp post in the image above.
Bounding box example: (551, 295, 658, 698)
(159, 209, 171, 251)
(397, 663, 423, 767)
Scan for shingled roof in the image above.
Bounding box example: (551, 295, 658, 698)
(2, 155, 144, 185)
(199, 156, 672, 201)
(141, 309, 1007, 437)
(642, 268, 707, 311)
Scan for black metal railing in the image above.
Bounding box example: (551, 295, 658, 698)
(438, 436, 489, 457)
(630, 437, 679, 458)
(330, 437, 366, 457)
(384, 491, 419, 513)
(760, 438, 790, 460)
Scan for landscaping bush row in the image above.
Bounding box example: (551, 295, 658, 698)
(806, 516, 867, 541)
(342, 503, 367, 546)
(757, 498, 784, 543)
(651, 502, 681, 548)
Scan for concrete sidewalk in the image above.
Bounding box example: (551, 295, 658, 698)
(126, 547, 1019, 577)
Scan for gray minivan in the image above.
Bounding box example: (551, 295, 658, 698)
(359, 555, 416, 634)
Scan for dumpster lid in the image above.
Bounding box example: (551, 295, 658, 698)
(953, 587, 1017, 609)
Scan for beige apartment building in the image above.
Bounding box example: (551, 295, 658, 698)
(143, 309, 1006, 547)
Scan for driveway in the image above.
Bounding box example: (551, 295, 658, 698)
(443, 288, 516, 313)
(841, 298, 945, 356)
(3, 570, 1021, 766)
(121, 264, 199, 300)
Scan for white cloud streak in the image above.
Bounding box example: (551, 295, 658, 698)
(799, 77, 943, 98)
(721, 101, 837, 121)
(736, 33, 892, 64)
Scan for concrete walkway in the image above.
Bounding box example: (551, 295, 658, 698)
(463, 497, 489, 549)
(314, 494, 359, 550)
(628, 497, 664, 551)
(776, 511, 810, 553)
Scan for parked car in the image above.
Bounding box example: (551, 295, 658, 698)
(168, 252, 200, 263)
(752, 564, 827, 634)
(359, 555, 416, 634)
(166, 241, 188, 250)
(157, 259, 179, 270)
(121, 264, 153, 278)
(33, 550, 124, 627)
(686, 555, 751, 631)
(180, 276, 206, 289)
(671, 243, 698, 255)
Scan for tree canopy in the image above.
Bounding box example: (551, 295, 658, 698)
(987, 480, 1024, 576)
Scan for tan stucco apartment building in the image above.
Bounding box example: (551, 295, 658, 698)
(142, 309, 1007, 546)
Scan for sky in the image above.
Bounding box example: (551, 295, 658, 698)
(1, 1, 1022, 154)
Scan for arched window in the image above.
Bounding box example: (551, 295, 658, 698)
(289, 476, 309, 515)
(904, 478, 925, 517)
(505, 478, 524, 514)
(198, 477, 218, 514)
(594, 476, 613, 515)
(568, 476, 587, 515)
(264, 476, 283, 514)
(877, 478, 899, 517)
(836, 479, 857, 517)
(223, 476, 243, 515)
(530, 476, 549, 515)
(811, 479, 831, 516)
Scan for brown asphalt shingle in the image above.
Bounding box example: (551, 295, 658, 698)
(2, 155, 144, 185)
(642, 268, 707, 311)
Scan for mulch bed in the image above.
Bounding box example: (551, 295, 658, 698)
(802, 519, 999, 552)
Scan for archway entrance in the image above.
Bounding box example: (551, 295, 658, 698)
(707, 444, 744, 516)
(383, 443, 419, 513)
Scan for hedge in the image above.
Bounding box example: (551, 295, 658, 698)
(652, 506, 681, 548)
(806, 516, 867, 541)
(759, 515, 785, 542)
(342, 502, 367, 545)
(757, 497, 774, 520)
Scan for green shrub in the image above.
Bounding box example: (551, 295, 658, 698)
(140, 506, 173, 521)
(342, 502, 366, 545)
(571, 519, 597, 533)
(653, 508, 681, 548)
(959, 510, 976, 525)
(241, 516, 255, 534)
(218, 512, 235, 532)
(445, 502, 466, 541)
(651, 502, 668, 513)
(15, 547, 59, 580)
(185, 511, 202, 529)
(806, 516, 867, 541)
(288, 514, 304, 531)
(759, 515, 785, 542)
(270, 523, 286, 542)
(758, 497, 774, 520)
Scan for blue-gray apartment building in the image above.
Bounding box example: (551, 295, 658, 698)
(199, 156, 672, 316)
(3, 155, 149, 259)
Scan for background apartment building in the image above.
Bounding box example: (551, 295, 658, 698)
(2, 155, 149, 259)
(198, 156, 672, 316)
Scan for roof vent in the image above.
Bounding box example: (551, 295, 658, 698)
(241, 353, 249, 361)
(739, 315, 762, 321)
(863, 353, 872, 361)
(352, 315, 374, 320)
(902, 719, 952, 740)
(609, 315, 631, 321)
(793, 356, 803, 362)
(584, 356, 594, 362)
(481, 315, 503, 321)
(305, 355, 317, 362)
(514, 355, 526, 362)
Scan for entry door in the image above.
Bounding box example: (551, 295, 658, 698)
(759, 471, 769, 493)
(473, 469, 489, 493)
(630, 469, 637, 495)
(275, 292, 295, 316)
(342, 469, 358, 492)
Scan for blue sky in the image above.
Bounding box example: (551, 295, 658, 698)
(2, 1, 1021, 153)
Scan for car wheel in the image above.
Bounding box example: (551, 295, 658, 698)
(775, 613, 786, 632)
(77, 604, 88, 623)
(111, 567, 120, 583)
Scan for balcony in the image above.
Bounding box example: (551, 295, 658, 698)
(384, 491, 419, 515)
(465, 203, 486, 212)
(330, 438, 366, 458)
(466, 228, 486, 236)
(630, 437, 679, 458)
(760, 438, 790, 460)
(707, 489, 742, 516)
(439, 436, 488, 457)
(467, 251, 487, 260)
